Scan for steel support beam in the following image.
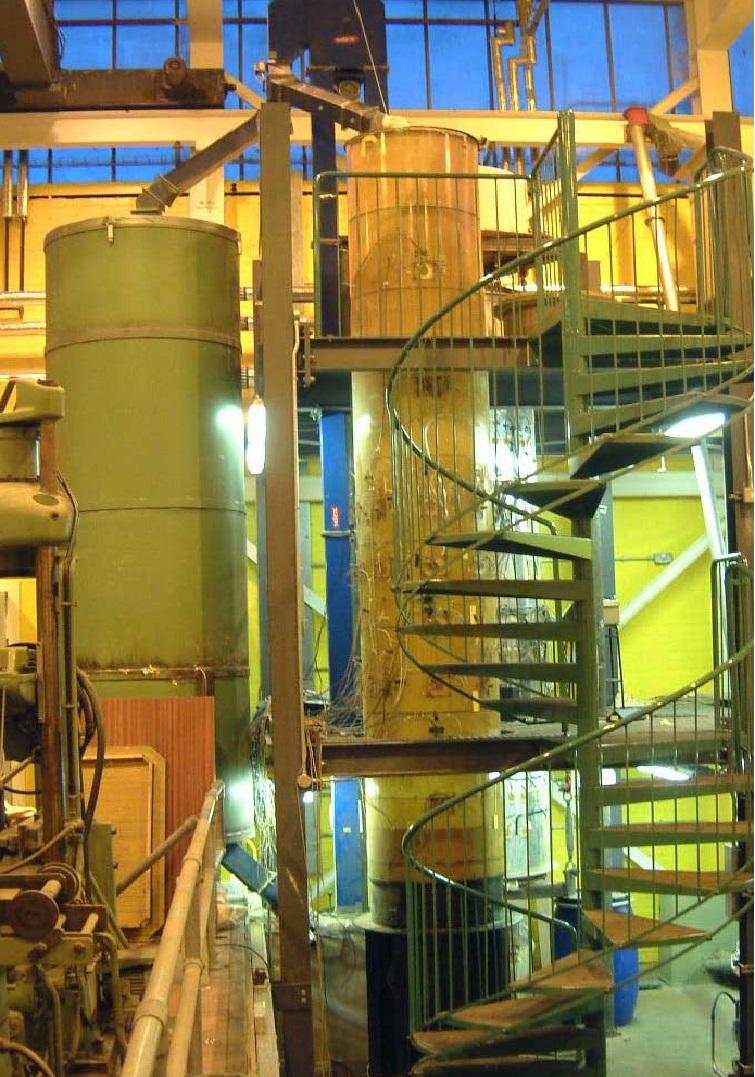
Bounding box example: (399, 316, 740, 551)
(259, 101, 314, 1077)
(0, 0, 60, 86)
(0, 108, 747, 153)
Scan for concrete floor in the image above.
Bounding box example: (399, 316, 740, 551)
(607, 981, 739, 1077)
(317, 919, 741, 1077)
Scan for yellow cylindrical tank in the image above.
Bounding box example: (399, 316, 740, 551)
(348, 128, 502, 927)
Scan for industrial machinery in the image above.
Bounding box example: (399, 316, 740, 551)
(0, 379, 123, 1075)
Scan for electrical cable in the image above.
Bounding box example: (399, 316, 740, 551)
(0, 1037, 55, 1077)
(350, 0, 388, 114)
(216, 939, 270, 974)
(77, 668, 105, 841)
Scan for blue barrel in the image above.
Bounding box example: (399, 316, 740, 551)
(554, 897, 582, 959)
(612, 896, 639, 1026)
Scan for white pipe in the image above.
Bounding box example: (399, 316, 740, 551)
(691, 443, 726, 560)
(626, 114, 680, 312)
(620, 534, 708, 627)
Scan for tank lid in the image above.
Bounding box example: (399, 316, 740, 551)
(347, 125, 480, 148)
(44, 215, 240, 251)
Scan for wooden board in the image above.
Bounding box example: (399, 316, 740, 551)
(99, 698, 216, 908)
(83, 746, 165, 934)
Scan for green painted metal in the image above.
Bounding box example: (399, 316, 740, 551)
(44, 216, 252, 840)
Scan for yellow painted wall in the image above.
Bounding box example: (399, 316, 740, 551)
(614, 487, 712, 702)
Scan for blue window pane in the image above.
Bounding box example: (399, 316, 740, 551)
(223, 0, 240, 15)
(616, 149, 639, 183)
(578, 149, 619, 183)
(386, 24, 427, 107)
(51, 148, 113, 183)
(241, 21, 268, 84)
(385, 1, 425, 16)
(60, 24, 113, 67)
(176, 23, 189, 60)
(116, 24, 175, 66)
(666, 4, 691, 114)
(428, 1, 485, 17)
(550, 2, 610, 110)
(115, 0, 177, 14)
(730, 22, 754, 116)
(429, 24, 488, 107)
(55, 1, 112, 19)
(610, 4, 669, 111)
(490, 1, 516, 17)
(225, 22, 240, 77)
(115, 145, 175, 181)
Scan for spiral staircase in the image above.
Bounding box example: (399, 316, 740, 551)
(385, 118, 755, 1075)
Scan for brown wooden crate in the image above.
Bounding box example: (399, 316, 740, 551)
(98, 698, 216, 912)
(83, 746, 165, 933)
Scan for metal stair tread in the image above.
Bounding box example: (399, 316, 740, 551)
(570, 433, 688, 479)
(508, 949, 614, 993)
(586, 820, 752, 847)
(450, 994, 586, 1031)
(426, 530, 592, 561)
(583, 867, 753, 896)
(396, 578, 589, 600)
(425, 661, 578, 681)
(500, 479, 607, 520)
(594, 773, 751, 805)
(412, 1024, 592, 1058)
(412, 1055, 580, 1075)
(482, 696, 579, 722)
(582, 909, 710, 948)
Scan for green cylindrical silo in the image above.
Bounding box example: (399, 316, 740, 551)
(44, 216, 251, 840)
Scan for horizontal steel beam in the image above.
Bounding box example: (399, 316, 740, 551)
(317, 734, 559, 777)
(309, 337, 525, 372)
(1, 66, 227, 111)
(0, 107, 749, 153)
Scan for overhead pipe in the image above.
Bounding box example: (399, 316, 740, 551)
(624, 107, 680, 312)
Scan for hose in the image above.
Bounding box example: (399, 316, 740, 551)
(0, 1038, 55, 1077)
(77, 668, 105, 841)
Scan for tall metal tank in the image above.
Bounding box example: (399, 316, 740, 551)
(44, 216, 252, 840)
(347, 128, 501, 928)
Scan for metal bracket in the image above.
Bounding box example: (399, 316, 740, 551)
(271, 981, 311, 1011)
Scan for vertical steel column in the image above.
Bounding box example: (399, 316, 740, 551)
(320, 409, 364, 910)
(259, 101, 314, 1077)
(37, 420, 67, 850)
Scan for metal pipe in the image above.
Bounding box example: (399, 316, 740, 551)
(97, 933, 128, 1059)
(116, 815, 198, 896)
(625, 109, 680, 311)
(1, 153, 12, 220)
(491, 34, 507, 110)
(88, 871, 129, 949)
(692, 442, 726, 560)
(165, 959, 203, 1077)
(121, 782, 223, 1077)
(15, 153, 28, 221)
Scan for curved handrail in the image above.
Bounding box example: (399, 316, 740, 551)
(403, 641, 753, 860)
(387, 162, 753, 502)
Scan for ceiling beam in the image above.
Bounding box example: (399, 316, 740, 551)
(0, 107, 746, 152)
(0, 0, 60, 85)
(692, 0, 752, 50)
